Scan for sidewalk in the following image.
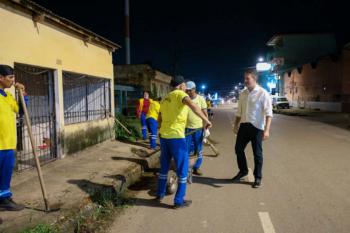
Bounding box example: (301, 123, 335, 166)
(0, 140, 160, 233)
(274, 108, 350, 131)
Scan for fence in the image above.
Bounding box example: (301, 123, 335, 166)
(63, 72, 111, 124)
(14, 63, 57, 171)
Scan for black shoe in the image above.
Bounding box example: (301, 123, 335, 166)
(173, 200, 192, 209)
(252, 179, 262, 188)
(0, 198, 25, 211)
(193, 168, 203, 176)
(232, 172, 248, 182)
(154, 196, 164, 203)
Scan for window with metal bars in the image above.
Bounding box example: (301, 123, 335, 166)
(63, 72, 111, 124)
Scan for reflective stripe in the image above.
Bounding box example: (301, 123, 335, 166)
(0, 190, 11, 197)
(159, 174, 168, 179)
(178, 177, 187, 183)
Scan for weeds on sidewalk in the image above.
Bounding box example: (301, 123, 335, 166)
(114, 115, 141, 142)
(72, 188, 132, 233)
(20, 224, 58, 233)
(22, 188, 134, 233)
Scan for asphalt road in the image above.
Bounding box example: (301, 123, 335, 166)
(109, 104, 350, 233)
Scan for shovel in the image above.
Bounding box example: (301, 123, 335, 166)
(18, 88, 56, 212)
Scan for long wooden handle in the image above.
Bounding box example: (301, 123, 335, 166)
(206, 140, 220, 156)
(115, 118, 132, 135)
(18, 89, 50, 211)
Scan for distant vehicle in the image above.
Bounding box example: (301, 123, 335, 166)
(272, 96, 290, 109)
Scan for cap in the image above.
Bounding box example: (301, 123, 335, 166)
(186, 81, 196, 90)
(170, 75, 185, 87)
(0, 65, 14, 76)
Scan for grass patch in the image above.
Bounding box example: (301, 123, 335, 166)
(72, 189, 133, 233)
(115, 114, 142, 142)
(20, 224, 58, 233)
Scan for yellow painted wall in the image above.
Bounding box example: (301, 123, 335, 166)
(0, 4, 116, 157)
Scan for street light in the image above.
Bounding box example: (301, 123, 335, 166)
(201, 84, 206, 90)
(258, 57, 264, 62)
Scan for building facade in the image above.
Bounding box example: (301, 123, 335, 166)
(0, 0, 120, 170)
(267, 33, 350, 112)
(114, 64, 172, 115)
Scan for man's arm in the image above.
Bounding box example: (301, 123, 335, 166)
(262, 93, 273, 140)
(233, 116, 241, 134)
(157, 113, 162, 129)
(263, 116, 272, 140)
(183, 97, 212, 128)
(233, 96, 242, 134)
(202, 108, 208, 118)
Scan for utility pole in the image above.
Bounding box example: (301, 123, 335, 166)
(125, 0, 131, 64)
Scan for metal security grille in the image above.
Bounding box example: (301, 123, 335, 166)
(63, 72, 111, 124)
(14, 63, 57, 171)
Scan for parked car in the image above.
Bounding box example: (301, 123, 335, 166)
(272, 96, 290, 109)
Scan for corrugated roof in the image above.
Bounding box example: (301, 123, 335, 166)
(4, 0, 121, 51)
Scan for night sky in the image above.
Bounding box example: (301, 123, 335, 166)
(34, 0, 350, 94)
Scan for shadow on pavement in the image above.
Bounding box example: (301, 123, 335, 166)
(127, 197, 173, 209)
(128, 175, 158, 197)
(193, 176, 252, 187)
(67, 179, 119, 201)
(67, 179, 171, 209)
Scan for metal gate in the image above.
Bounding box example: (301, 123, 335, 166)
(14, 63, 57, 171)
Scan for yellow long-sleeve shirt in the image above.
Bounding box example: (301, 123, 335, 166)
(0, 90, 19, 150)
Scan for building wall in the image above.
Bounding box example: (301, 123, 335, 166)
(114, 65, 171, 107)
(114, 65, 152, 89)
(151, 70, 171, 98)
(0, 4, 115, 157)
(282, 52, 350, 112)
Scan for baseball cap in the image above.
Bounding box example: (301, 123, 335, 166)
(186, 81, 196, 90)
(170, 75, 185, 87)
(0, 65, 14, 76)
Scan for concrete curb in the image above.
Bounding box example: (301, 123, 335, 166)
(57, 150, 160, 232)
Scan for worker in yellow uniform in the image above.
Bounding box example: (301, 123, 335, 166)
(185, 81, 208, 176)
(206, 97, 213, 119)
(0, 65, 27, 211)
(146, 97, 161, 149)
(156, 75, 212, 209)
(136, 91, 152, 140)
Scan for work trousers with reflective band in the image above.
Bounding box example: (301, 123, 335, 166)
(157, 138, 188, 205)
(185, 128, 204, 170)
(146, 118, 158, 149)
(235, 123, 264, 179)
(0, 150, 15, 200)
(140, 112, 148, 140)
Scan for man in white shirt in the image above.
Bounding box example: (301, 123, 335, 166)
(232, 69, 273, 188)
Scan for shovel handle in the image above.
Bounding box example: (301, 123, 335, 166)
(18, 89, 50, 211)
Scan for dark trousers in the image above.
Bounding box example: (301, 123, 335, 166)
(235, 123, 264, 179)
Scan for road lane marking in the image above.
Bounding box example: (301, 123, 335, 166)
(247, 168, 254, 182)
(258, 212, 276, 233)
